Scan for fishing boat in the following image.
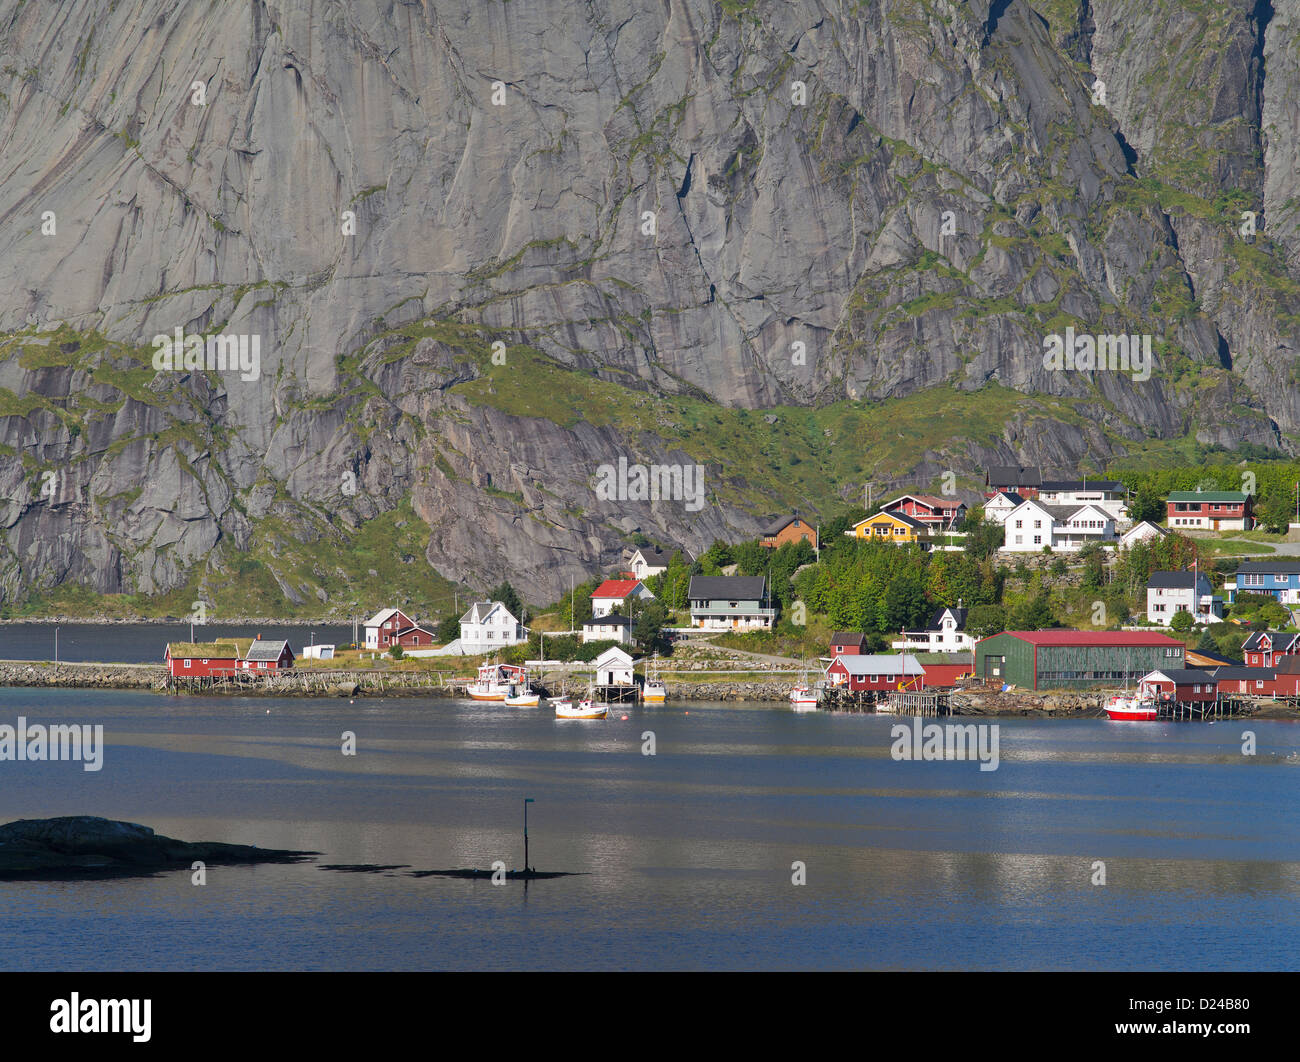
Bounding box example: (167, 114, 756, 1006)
(643, 655, 667, 703)
(504, 683, 540, 707)
(467, 661, 527, 701)
(1104, 649, 1159, 720)
(1104, 692, 1159, 721)
(557, 680, 608, 719)
(556, 699, 607, 719)
(790, 669, 819, 711)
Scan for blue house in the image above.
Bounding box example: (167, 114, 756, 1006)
(1228, 561, 1300, 604)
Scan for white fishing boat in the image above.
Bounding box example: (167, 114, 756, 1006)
(557, 680, 608, 719)
(790, 663, 819, 711)
(467, 661, 527, 701)
(504, 683, 540, 707)
(643, 654, 667, 703)
(556, 699, 608, 719)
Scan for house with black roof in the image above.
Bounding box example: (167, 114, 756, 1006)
(1146, 570, 1220, 625)
(687, 575, 775, 630)
(892, 605, 974, 653)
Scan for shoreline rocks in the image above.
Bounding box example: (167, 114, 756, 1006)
(0, 816, 317, 880)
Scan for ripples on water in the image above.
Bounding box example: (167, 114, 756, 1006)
(1, 687, 1297, 970)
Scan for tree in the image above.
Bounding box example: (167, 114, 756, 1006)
(436, 614, 460, 643)
(388, 644, 404, 660)
(961, 515, 1004, 560)
(1128, 481, 1165, 524)
(633, 599, 670, 651)
(1169, 609, 1194, 633)
(966, 603, 1006, 638)
(1009, 591, 1056, 630)
(1078, 542, 1106, 591)
(1049, 557, 1067, 578)
(1255, 490, 1293, 533)
(701, 539, 732, 572)
(490, 581, 524, 621)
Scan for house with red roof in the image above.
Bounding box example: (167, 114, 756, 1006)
(591, 578, 654, 618)
(974, 630, 1185, 690)
(879, 494, 968, 530)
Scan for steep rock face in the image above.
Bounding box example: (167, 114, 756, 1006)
(0, 0, 1296, 607)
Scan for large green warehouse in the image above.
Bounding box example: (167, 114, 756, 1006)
(974, 631, 1185, 690)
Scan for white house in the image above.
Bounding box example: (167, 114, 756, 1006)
(458, 600, 528, 654)
(582, 612, 632, 645)
(1037, 480, 1130, 523)
(1146, 571, 1222, 625)
(892, 606, 975, 653)
(1000, 499, 1117, 552)
(594, 646, 635, 686)
(591, 578, 654, 618)
(627, 547, 678, 580)
(301, 644, 335, 660)
(982, 491, 1026, 526)
(1121, 521, 1168, 548)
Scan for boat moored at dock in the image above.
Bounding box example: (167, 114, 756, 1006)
(468, 661, 528, 701)
(1104, 692, 1159, 721)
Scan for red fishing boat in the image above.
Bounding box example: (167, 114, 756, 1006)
(1104, 692, 1159, 721)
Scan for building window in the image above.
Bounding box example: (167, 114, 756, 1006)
(184, 659, 191, 668)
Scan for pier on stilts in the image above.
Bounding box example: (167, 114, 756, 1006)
(1156, 696, 1246, 721)
(818, 686, 950, 715)
(163, 668, 456, 695)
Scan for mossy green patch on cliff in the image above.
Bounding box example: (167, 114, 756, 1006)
(4, 495, 463, 623)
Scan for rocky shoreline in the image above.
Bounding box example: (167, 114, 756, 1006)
(0, 664, 1295, 718)
(0, 816, 315, 880)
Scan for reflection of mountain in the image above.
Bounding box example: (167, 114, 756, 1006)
(1, 1, 1297, 610)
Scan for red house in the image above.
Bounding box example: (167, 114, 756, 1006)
(1266, 657, 1300, 697)
(1241, 631, 1300, 668)
(880, 494, 968, 530)
(365, 608, 420, 650)
(826, 654, 926, 692)
(164, 641, 242, 678)
(829, 632, 867, 657)
(1166, 490, 1253, 530)
(238, 637, 295, 671)
(392, 624, 436, 648)
(1139, 668, 1218, 705)
(1210, 666, 1274, 696)
(918, 655, 974, 687)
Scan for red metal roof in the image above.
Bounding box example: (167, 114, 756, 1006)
(988, 630, 1185, 646)
(592, 578, 642, 598)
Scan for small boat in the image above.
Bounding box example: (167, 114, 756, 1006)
(467, 661, 528, 702)
(558, 681, 608, 719)
(789, 681, 818, 711)
(643, 655, 667, 703)
(556, 699, 607, 719)
(504, 684, 539, 707)
(1104, 692, 1159, 721)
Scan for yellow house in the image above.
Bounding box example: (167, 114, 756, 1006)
(847, 511, 928, 543)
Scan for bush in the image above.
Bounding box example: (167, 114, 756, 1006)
(388, 644, 404, 659)
(1169, 610, 1194, 633)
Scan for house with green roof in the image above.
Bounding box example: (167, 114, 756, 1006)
(1166, 489, 1253, 531)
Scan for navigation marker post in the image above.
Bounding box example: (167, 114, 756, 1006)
(524, 797, 535, 873)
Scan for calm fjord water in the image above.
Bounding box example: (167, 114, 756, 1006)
(2, 686, 1297, 971)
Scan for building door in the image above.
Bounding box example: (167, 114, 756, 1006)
(985, 655, 1004, 680)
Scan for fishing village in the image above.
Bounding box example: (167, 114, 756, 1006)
(7, 468, 1300, 723)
